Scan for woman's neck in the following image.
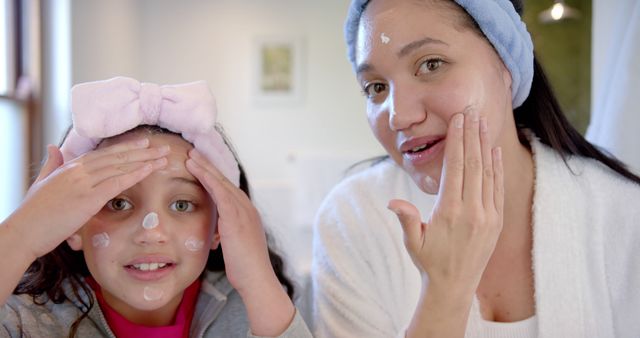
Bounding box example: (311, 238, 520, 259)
(500, 128, 535, 239)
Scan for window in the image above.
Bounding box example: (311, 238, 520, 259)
(0, 99, 27, 221)
(1, 0, 26, 221)
(0, 0, 14, 94)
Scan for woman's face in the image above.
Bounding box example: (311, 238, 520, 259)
(355, 0, 513, 193)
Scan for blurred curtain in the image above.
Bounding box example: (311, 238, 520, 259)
(586, 0, 640, 173)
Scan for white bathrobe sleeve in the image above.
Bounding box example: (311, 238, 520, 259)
(311, 161, 428, 338)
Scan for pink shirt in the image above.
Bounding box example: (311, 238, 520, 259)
(87, 277, 201, 338)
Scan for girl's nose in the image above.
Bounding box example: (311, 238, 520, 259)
(388, 85, 427, 131)
(133, 212, 168, 245)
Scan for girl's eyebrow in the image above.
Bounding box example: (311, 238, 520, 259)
(397, 36, 448, 58)
(171, 177, 200, 187)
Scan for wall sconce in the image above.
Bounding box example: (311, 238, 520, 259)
(539, 0, 581, 23)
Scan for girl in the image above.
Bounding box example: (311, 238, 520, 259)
(312, 0, 640, 337)
(0, 77, 312, 337)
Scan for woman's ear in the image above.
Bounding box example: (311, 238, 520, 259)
(66, 233, 83, 251)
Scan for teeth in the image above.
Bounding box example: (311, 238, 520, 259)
(411, 144, 428, 152)
(132, 262, 168, 271)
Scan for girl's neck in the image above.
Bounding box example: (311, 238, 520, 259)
(99, 284, 185, 326)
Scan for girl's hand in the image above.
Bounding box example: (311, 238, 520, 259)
(186, 149, 295, 336)
(8, 138, 168, 260)
(389, 110, 504, 296)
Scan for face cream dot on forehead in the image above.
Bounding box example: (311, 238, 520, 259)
(91, 232, 110, 248)
(142, 212, 159, 230)
(380, 32, 390, 44)
(185, 237, 204, 252)
(143, 286, 164, 302)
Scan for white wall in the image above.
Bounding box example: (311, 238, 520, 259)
(71, 0, 384, 287)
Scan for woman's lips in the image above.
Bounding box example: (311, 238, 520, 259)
(402, 138, 445, 165)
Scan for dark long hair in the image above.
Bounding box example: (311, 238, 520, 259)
(505, 0, 640, 185)
(14, 125, 295, 337)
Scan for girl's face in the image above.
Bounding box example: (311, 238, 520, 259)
(67, 131, 217, 325)
(355, 0, 513, 193)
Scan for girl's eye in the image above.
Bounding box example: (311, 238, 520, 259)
(171, 200, 195, 212)
(107, 198, 132, 211)
(416, 58, 443, 75)
(362, 82, 387, 98)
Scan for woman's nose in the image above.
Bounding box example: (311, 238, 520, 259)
(388, 85, 427, 131)
(133, 212, 168, 245)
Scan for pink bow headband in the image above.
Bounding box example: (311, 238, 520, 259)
(60, 76, 240, 187)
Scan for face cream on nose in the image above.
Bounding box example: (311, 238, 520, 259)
(91, 232, 110, 248)
(142, 212, 159, 230)
(185, 237, 204, 252)
(143, 286, 164, 301)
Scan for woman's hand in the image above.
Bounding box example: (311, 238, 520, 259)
(186, 149, 295, 336)
(6, 138, 168, 260)
(388, 111, 504, 337)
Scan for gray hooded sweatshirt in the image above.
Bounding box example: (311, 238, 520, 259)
(1, 271, 311, 338)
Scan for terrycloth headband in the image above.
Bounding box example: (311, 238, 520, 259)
(60, 76, 241, 187)
(345, 0, 534, 108)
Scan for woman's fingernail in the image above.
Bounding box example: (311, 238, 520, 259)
(455, 114, 464, 128)
(494, 147, 502, 161)
(136, 138, 149, 147)
(480, 117, 488, 133)
(158, 145, 170, 154)
(387, 205, 401, 214)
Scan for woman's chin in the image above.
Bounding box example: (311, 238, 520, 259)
(411, 172, 440, 195)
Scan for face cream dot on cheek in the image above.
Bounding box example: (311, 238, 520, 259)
(143, 286, 164, 302)
(91, 232, 110, 248)
(185, 237, 204, 252)
(142, 212, 159, 230)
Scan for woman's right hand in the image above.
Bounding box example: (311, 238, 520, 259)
(388, 111, 504, 336)
(5, 138, 168, 260)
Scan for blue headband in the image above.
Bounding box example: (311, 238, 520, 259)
(345, 0, 534, 108)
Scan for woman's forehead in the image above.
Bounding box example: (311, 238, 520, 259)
(355, 1, 462, 63)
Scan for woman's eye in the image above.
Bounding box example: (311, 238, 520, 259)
(171, 200, 195, 212)
(107, 198, 132, 211)
(416, 58, 443, 75)
(362, 82, 387, 98)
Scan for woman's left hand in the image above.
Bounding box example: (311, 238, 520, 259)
(186, 149, 295, 336)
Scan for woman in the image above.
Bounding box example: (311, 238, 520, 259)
(311, 0, 640, 337)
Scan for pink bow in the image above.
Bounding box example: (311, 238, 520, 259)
(60, 76, 240, 186)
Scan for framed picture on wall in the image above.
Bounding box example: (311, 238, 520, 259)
(252, 36, 305, 104)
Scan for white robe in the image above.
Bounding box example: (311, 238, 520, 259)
(311, 135, 640, 338)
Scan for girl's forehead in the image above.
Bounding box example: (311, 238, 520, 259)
(101, 131, 196, 177)
(101, 130, 191, 150)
